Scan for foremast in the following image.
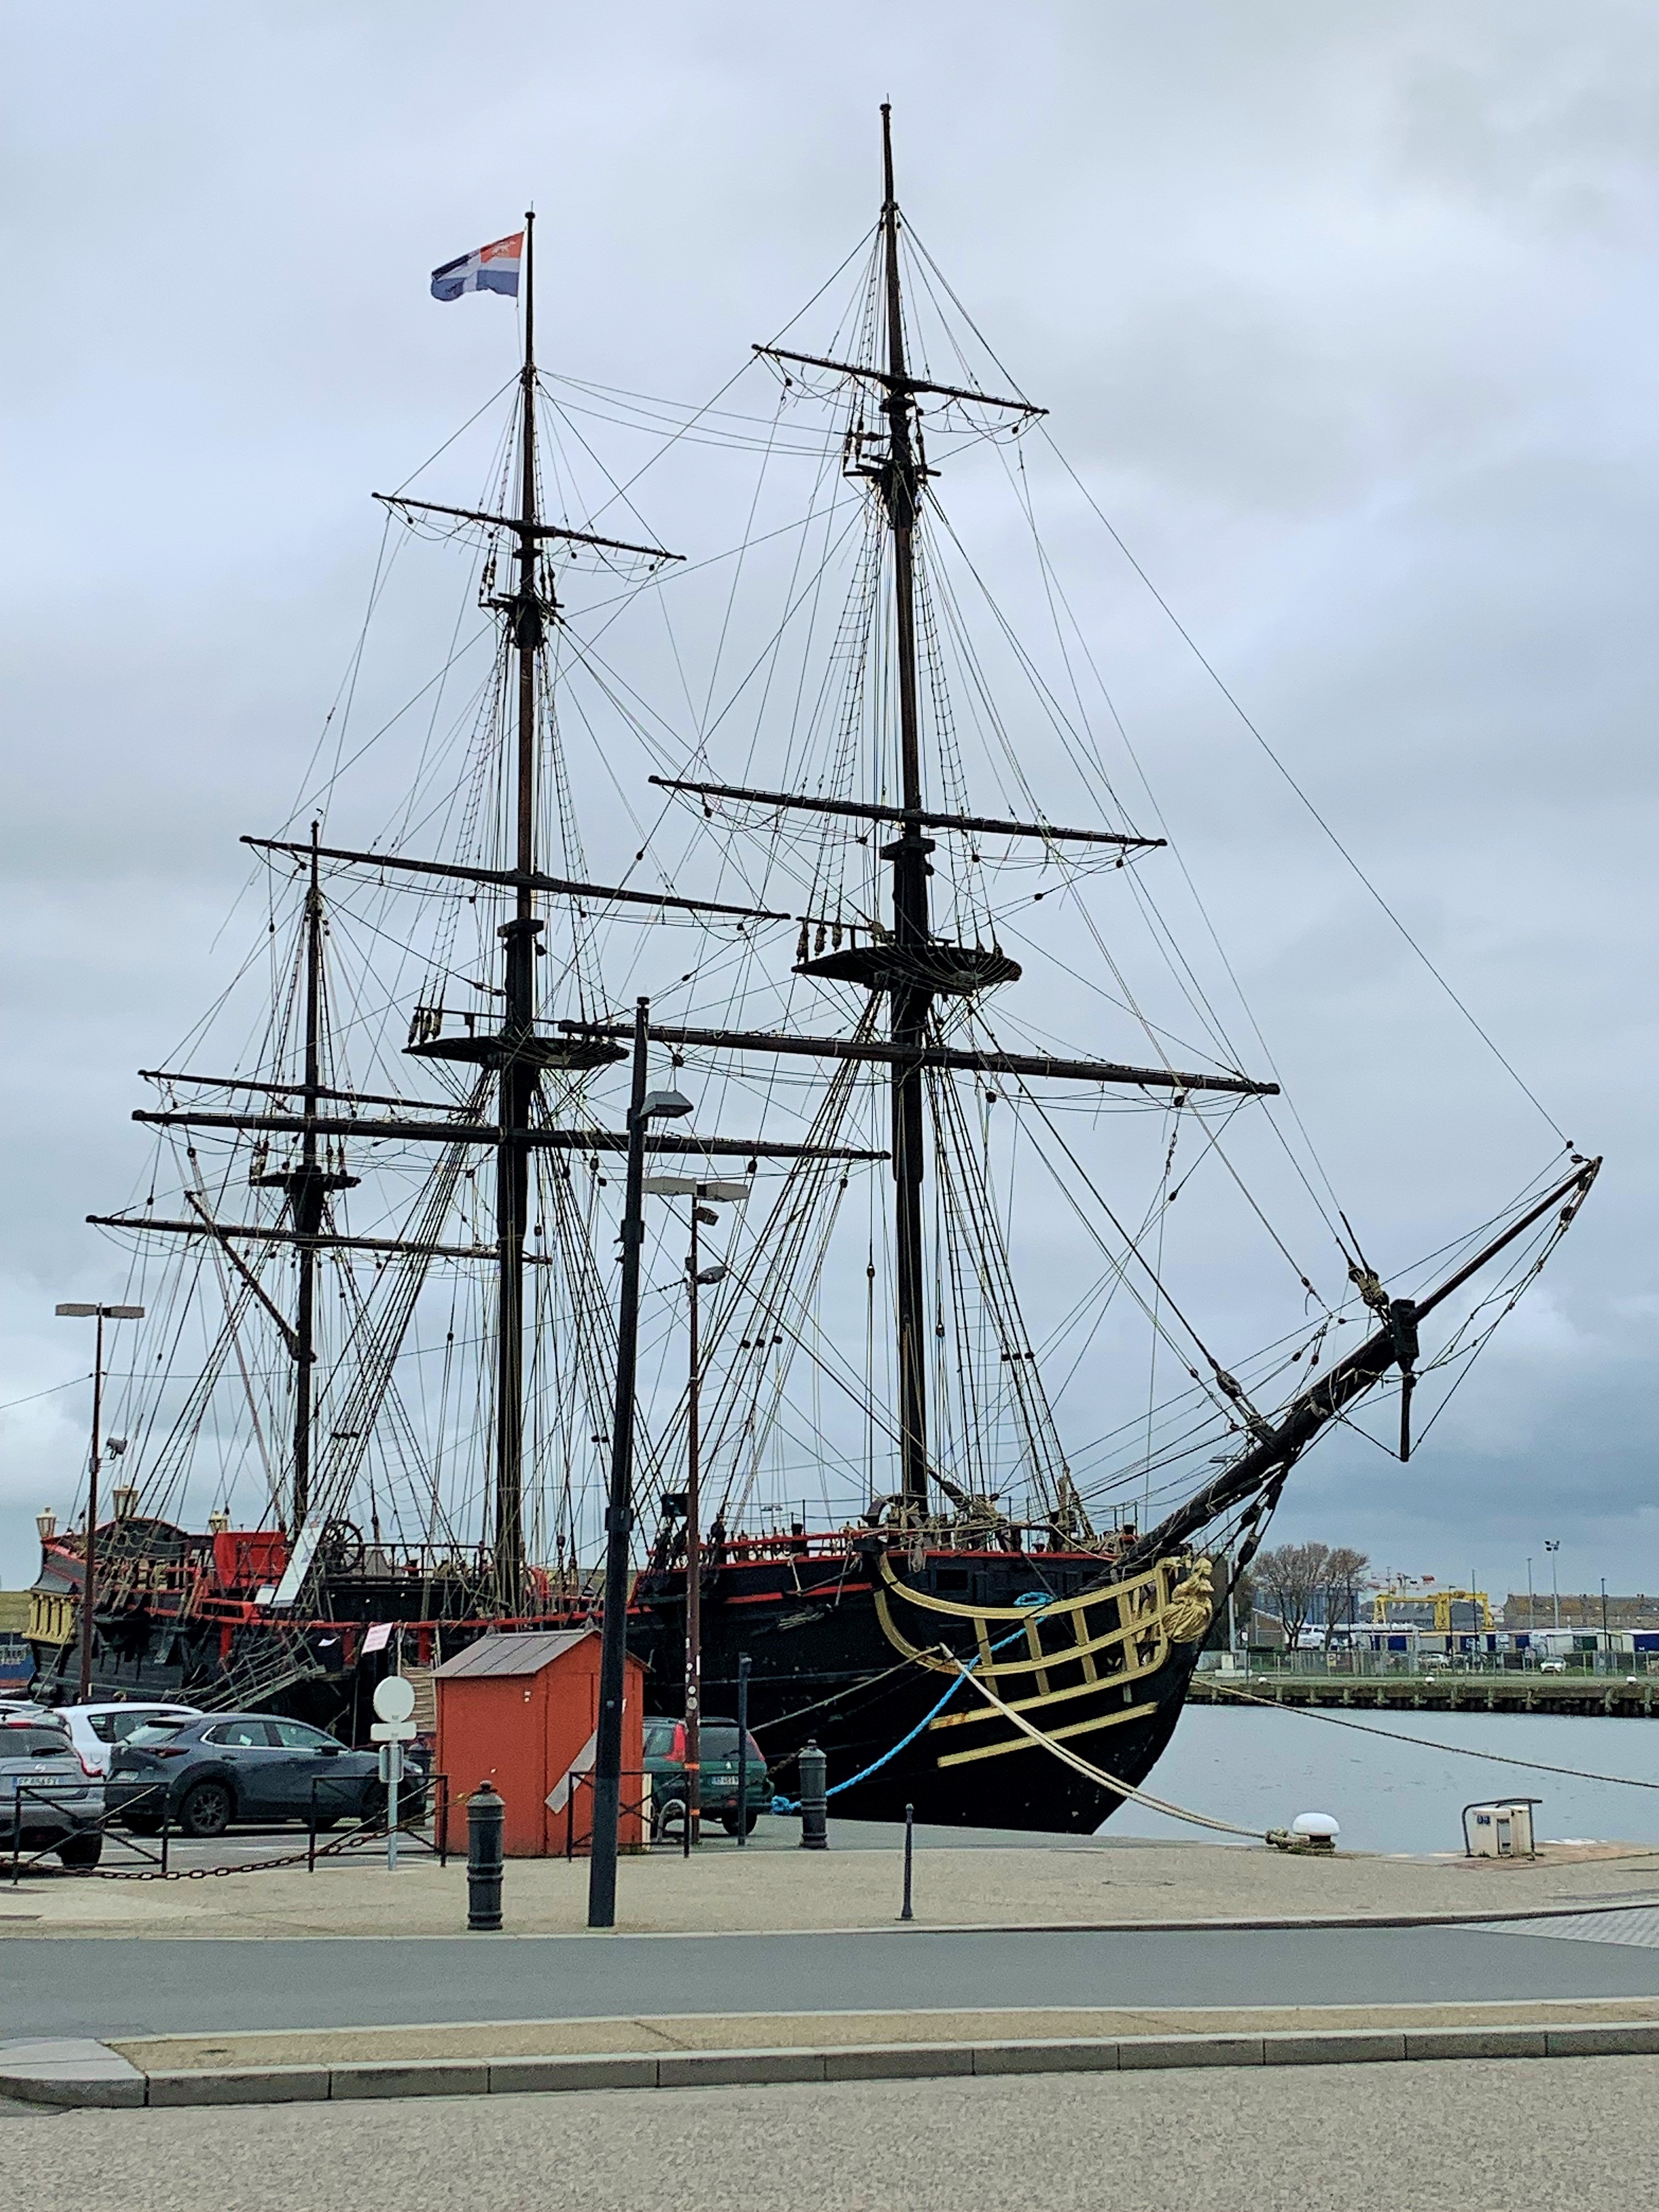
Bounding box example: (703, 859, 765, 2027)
(494, 208, 543, 1616)
(876, 105, 933, 1517)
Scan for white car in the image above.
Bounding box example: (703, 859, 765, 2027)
(59, 1702, 202, 1778)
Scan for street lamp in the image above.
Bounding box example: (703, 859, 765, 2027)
(589, 1001, 692, 1931)
(642, 1171, 746, 1848)
(54, 1301, 144, 1702)
(1526, 1556, 1533, 1635)
(1545, 1539, 1561, 1631)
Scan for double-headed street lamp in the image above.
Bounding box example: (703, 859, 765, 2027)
(589, 999, 692, 1931)
(54, 1301, 145, 1702)
(1544, 1538, 1561, 1631)
(643, 1170, 746, 1847)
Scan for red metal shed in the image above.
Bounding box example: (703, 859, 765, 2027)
(432, 1629, 645, 1858)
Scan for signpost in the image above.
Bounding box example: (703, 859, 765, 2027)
(370, 1674, 417, 1871)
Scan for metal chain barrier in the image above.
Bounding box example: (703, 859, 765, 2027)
(10, 1774, 450, 1883)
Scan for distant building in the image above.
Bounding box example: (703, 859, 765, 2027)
(1503, 1593, 1659, 1630)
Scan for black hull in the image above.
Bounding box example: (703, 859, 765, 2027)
(629, 1545, 1206, 1835)
(32, 1542, 1207, 1836)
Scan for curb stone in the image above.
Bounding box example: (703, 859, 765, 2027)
(7, 2024, 1659, 2109)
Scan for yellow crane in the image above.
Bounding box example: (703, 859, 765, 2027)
(1371, 1589, 1494, 1633)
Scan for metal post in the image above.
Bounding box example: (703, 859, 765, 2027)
(735, 1654, 751, 1848)
(901, 1803, 914, 1921)
(798, 1738, 827, 1850)
(467, 1781, 504, 1931)
(387, 1741, 400, 1876)
(589, 1000, 651, 1929)
(684, 1203, 701, 1852)
(79, 1309, 104, 1705)
(55, 1302, 143, 1703)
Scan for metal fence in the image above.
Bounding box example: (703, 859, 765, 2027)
(1204, 1649, 1659, 1679)
(8, 1774, 452, 1884)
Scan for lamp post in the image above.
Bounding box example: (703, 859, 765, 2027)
(1601, 1576, 1610, 1644)
(1526, 1556, 1533, 1634)
(1545, 1539, 1561, 1631)
(55, 1301, 144, 1702)
(642, 1171, 744, 1849)
(589, 1000, 691, 1930)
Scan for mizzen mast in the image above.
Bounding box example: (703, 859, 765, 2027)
(250, 821, 355, 1532)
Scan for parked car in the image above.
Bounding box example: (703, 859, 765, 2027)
(0, 1720, 105, 1866)
(59, 1702, 202, 1778)
(643, 1717, 772, 1838)
(106, 1713, 422, 1839)
(0, 1700, 66, 1730)
(1538, 1658, 1567, 1675)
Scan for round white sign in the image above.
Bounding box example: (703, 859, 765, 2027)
(373, 1675, 416, 1724)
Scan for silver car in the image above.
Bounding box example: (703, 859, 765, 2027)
(1, 1720, 105, 1866)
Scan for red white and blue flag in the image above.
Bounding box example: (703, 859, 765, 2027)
(430, 232, 523, 302)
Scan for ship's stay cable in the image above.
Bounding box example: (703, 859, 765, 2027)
(903, 216, 1434, 1238)
(1037, 434, 1570, 1148)
(1207, 1680, 1659, 1792)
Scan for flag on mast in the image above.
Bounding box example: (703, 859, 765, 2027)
(430, 232, 523, 302)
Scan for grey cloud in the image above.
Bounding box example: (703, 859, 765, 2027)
(2, 2, 1654, 1600)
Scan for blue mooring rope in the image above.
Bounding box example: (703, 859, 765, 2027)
(770, 1621, 1031, 1814)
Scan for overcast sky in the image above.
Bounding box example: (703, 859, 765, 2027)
(3, 2, 1655, 1603)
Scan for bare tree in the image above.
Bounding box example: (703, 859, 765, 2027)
(1319, 1547, 1372, 1651)
(1252, 1542, 1331, 1649)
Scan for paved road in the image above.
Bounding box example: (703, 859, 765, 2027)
(4, 2059, 1657, 2211)
(6, 1922, 1659, 2041)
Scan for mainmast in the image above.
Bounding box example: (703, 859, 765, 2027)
(495, 207, 541, 1615)
(877, 105, 933, 1517)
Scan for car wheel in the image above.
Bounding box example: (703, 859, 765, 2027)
(720, 1810, 759, 1838)
(121, 1813, 163, 1837)
(57, 1832, 104, 1869)
(179, 1781, 233, 1839)
(359, 1782, 387, 1827)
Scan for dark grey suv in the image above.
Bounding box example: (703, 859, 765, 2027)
(106, 1713, 415, 1839)
(1, 1721, 104, 1865)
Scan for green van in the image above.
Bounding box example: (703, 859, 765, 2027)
(642, 1717, 772, 1837)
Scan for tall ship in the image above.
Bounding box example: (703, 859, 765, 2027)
(26, 114, 1596, 1830)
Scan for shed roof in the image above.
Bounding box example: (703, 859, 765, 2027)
(432, 1630, 594, 1680)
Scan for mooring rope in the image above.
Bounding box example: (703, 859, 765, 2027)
(946, 1661, 1265, 1838)
(1206, 1678, 1659, 1791)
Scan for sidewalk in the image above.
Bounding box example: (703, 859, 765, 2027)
(7, 1997, 1659, 2112)
(4, 1822, 1656, 1941)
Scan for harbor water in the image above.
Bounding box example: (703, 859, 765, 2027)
(1104, 1703, 1659, 1855)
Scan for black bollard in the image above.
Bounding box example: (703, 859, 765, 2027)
(900, 1802, 914, 1921)
(798, 1738, 828, 1851)
(466, 1780, 504, 1931)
